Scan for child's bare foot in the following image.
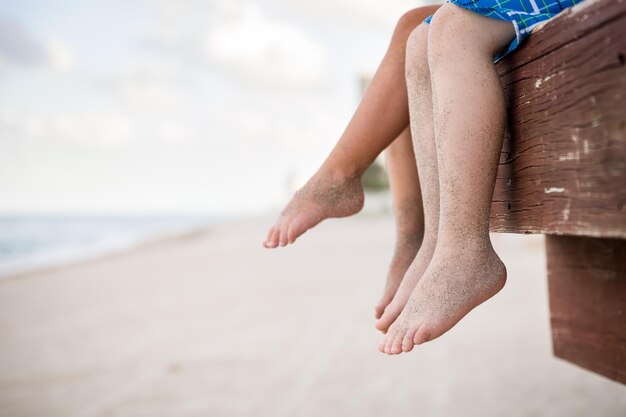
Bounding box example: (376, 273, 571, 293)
(378, 241, 506, 354)
(263, 170, 364, 248)
(374, 238, 435, 331)
(374, 234, 422, 319)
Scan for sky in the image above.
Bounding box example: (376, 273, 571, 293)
(0, 0, 433, 216)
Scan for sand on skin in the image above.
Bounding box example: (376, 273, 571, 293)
(0, 215, 624, 417)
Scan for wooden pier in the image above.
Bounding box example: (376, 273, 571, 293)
(492, 0, 626, 384)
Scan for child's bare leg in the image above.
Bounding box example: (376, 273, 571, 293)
(375, 126, 424, 319)
(380, 4, 516, 354)
(375, 24, 438, 330)
(264, 6, 440, 248)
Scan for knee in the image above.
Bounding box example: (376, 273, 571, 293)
(395, 6, 437, 33)
(405, 24, 429, 82)
(427, 4, 471, 64)
(427, 3, 514, 64)
(391, 6, 439, 45)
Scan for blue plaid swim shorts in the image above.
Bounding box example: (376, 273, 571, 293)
(424, 0, 582, 62)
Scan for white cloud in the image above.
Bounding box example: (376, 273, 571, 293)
(0, 110, 135, 149)
(272, 0, 433, 29)
(120, 80, 184, 111)
(0, 18, 75, 72)
(205, 3, 326, 87)
(141, 1, 328, 88)
(46, 38, 74, 72)
(0, 18, 46, 66)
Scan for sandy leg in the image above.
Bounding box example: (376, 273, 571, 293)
(264, 6, 440, 248)
(379, 4, 516, 353)
(375, 24, 439, 331)
(375, 127, 425, 318)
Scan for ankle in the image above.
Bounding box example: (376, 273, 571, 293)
(391, 232, 424, 264)
(438, 231, 491, 245)
(320, 152, 368, 181)
(434, 235, 496, 259)
(393, 201, 425, 241)
(327, 166, 363, 185)
(395, 230, 424, 250)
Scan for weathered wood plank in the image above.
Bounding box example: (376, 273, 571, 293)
(491, 0, 626, 238)
(546, 235, 626, 384)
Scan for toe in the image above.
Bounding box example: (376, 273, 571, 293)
(374, 304, 384, 320)
(374, 303, 383, 320)
(391, 331, 405, 355)
(286, 226, 296, 244)
(402, 327, 419, 352)
(287, 219, 304, 244)
(278, 224, 288, 246)
(374, 293, 393, 319)
(287, 220, 304, 244)
(384, 329, 398, 354)
(264, 227, 276, 248)
(268, 227, 280, 248)
(414, 326, 431, 345)
(375, 302, 402, 332)
(377, 336, 387, 353)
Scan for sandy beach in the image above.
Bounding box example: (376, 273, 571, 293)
(0, 214, 624, 417)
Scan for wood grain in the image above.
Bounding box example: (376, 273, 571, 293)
(491, 0, 626, 238)
(489, 0, 626, 386)
(546, 235, 626, 384)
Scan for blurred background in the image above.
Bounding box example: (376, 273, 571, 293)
(0, 0, 405, 277)
(0, 1, 624, 416)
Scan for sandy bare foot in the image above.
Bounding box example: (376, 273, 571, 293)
(374, 238, 435, 331)
(263, 171, 364, 248)
(374, 234, 422, 320)
(378, 242, 506, 354)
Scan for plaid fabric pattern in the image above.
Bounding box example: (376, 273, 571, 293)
(424, 0, 581, 62)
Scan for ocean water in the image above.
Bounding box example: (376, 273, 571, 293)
(0, 215, 214, 278)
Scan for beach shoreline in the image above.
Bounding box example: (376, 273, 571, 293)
(0, 225, 213, 282)
(0, 215, 222, 281)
